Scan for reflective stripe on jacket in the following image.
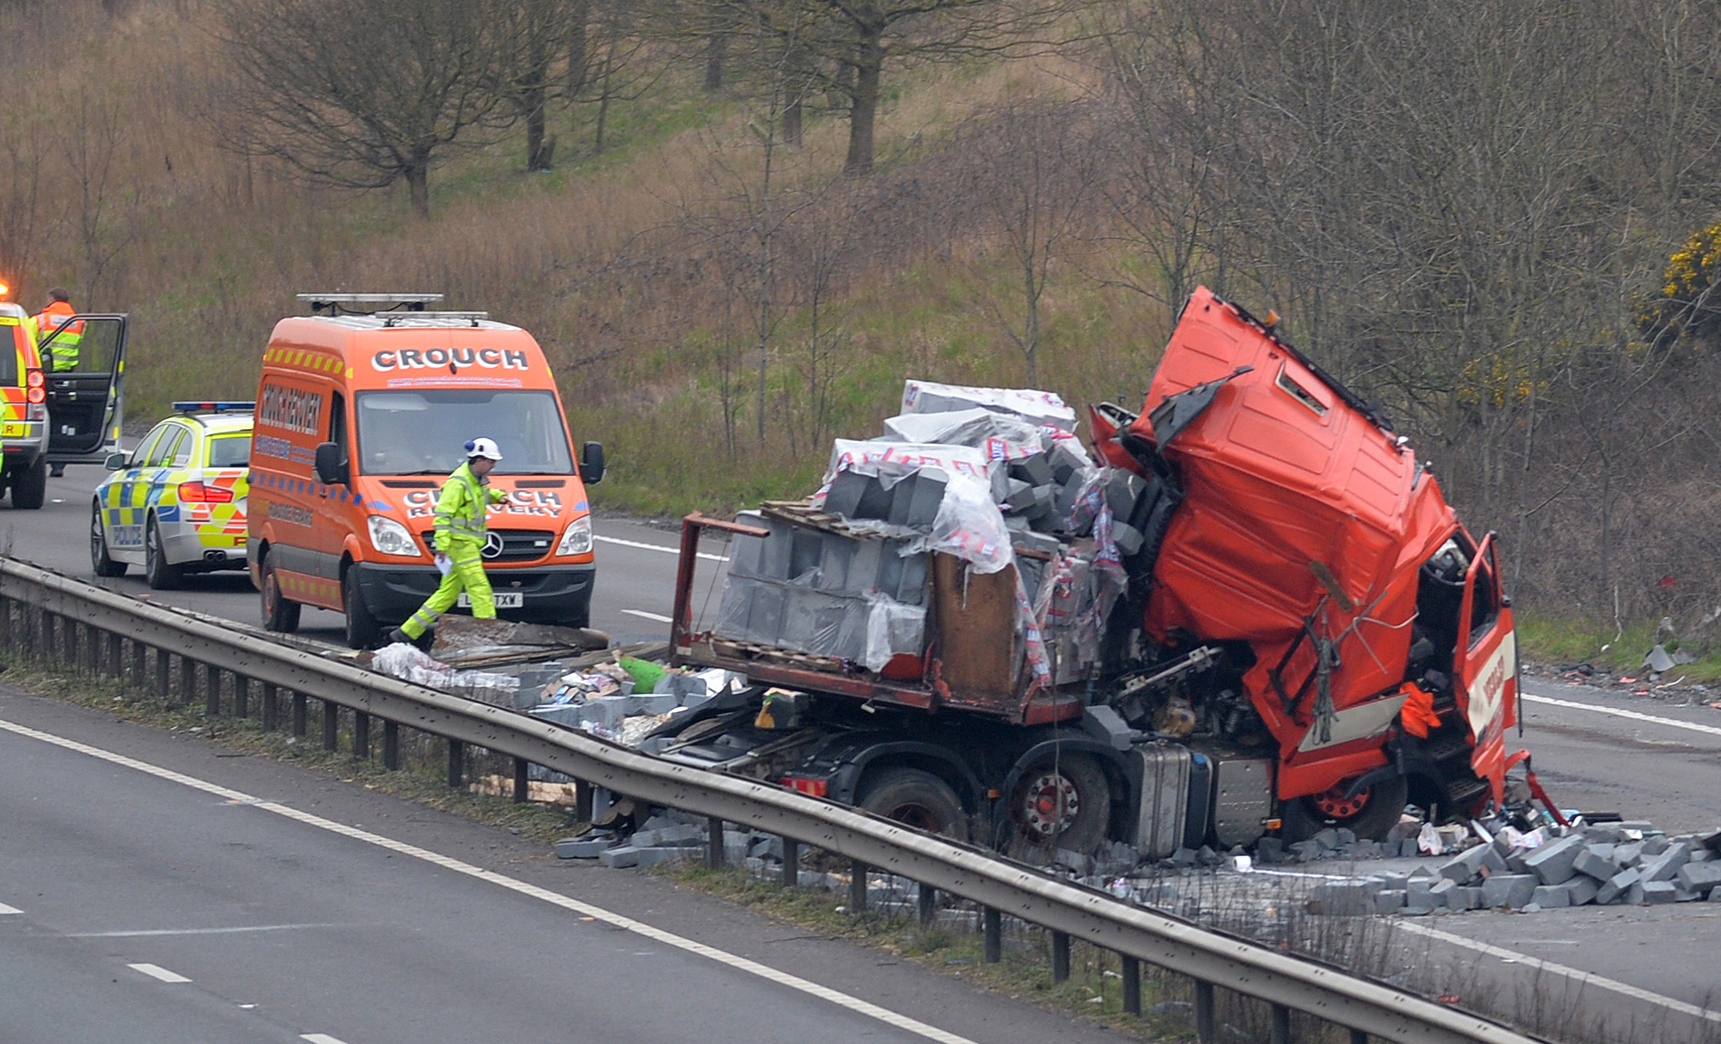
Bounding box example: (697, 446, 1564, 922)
(33, 302, 82, 371)
(431, 462, 507, 551)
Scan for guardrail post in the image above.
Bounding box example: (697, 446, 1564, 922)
(982, 907, 1001, 963)
(512, 758, 529, 802)
(446, 739, 463, 787)
(107, 631, 122, 679)
(40, 609, 56, 664)
(204, 663, 221, 716)
(262, 682, 278, 731)
(0, 596, 11, 649)
(707, 818, 725, 869)
(383, 721, 400, 769)
(849, 860, 867, 913)
(917, 884, 936, 928)
(176, 653, 195, 706)
(153, 646, 169, 700)
(1194, 980, 1215, 1043)
(1270, 1003, 1290, 1044)
(1051, 932, 1070, 983)
(234, 675, 250, 718)
(1122, 956, 1141, 1016)
(322, 700, 338, 751)
(781, 837, 799, 887)
(130, 638, 145, 685)
(292, 692, 307, 737)
(353, 712, 370, 759)
(574, 779, 593, 822)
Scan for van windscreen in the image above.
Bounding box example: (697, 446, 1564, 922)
(355, 389, 573, 475)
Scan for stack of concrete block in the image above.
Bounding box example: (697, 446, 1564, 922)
(824, 467, 948, 529)
(899, 379, 1076, 431)
(998, 439, 1095, 537)
(715, 513, 928, 667)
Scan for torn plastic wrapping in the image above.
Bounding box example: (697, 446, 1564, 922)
(819, 438, 1015, 576)
(879, 407, 1045, 462)
(863, 595, 928, 672)
(369, 643, 522, 702)
(900, 379, 1077, 431)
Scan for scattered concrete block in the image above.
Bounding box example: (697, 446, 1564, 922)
(1312, 827, 1342, 852)
(1676, 860, 1721, 897)
(1480, 846, 1510, 876)
(1440, 846, 1492, 884)
(555, 835, 615, 859)
(1641, 836, 1670, 857)
(1675, 885, 1702, 902)
(1642, 881, 1679, 904)
(1566, 876, 1600, 906)
(1311, 880, 1380, 915)
(1374, 890, 1407, 913)
(1525, 834, 1586, 885)
(1625, 882, 1646, 905)
(1481, 873, 1539, 909)
(1428, 879, 1458, 906)
(1530, 884, 1572, 908)
(1573, 846, 1618, 882)
(630, 823, 704, 848)
(599, 845, 641, 868)
(633, 845, 694, 868)
(1450, 886, 1484, 911)
(1596, 867, 1641, 905)
(1640, 842, 1691, 883)
(1406, 878, 1441, 908)
(579, 696, 631, 729)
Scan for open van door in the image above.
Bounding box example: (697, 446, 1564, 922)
(40, 313, 127, 469)
(1450, 532, 1517, 809)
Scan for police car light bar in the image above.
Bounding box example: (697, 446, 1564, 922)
(174, 401, 257, 414)
(296, 292, 444, 315)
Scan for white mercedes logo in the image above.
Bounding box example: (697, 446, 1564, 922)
(480, 532, 505, 559)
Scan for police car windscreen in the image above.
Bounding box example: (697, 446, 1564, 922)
(208, 435, 250, 468)
(355, 390, 574, 475)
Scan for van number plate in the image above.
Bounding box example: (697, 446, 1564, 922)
(460, 592, 523, 608)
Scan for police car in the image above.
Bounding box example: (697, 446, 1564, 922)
(91, 402, 253, 589)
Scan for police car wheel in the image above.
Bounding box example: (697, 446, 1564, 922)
(10, 457, 46, 510)
(90, 503, 127, 577)
(144, 517, 182, 590)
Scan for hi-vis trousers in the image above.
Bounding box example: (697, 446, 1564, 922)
(400, 541, 493, 639)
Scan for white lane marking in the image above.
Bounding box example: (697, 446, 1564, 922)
(1523, 693, 1721, 739)
(301, 1035, 350, 1044)
(621, 609, 673, 624)
(129, 962, 192, 983)
(0, 717, 978, 1044)
(1395, 921, 1721, 1025)
(0, 902, 22, 915)
(596, 533, 727, 563)
(69, 923, 335, 938)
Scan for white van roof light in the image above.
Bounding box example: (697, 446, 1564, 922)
(297, 293, 445, 315)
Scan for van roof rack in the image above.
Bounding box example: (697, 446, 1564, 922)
(297, 293, 444, 315)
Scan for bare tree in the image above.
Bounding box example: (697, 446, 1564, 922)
(217, 0, 512, 218)
(492, 0, 590, 172)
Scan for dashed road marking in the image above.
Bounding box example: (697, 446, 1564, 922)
(1523, 693, 1721, 739)
(301, 1035, 351, 1044)
(595, 533, 727, 563)
(70, 923, 335, 938)
(621, 608, 673, 623)
(0, 902, 21, 915)
(1, 716, 979, 1044)
(129, 963, 192, 983)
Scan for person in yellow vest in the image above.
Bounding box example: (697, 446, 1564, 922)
(33, 287, 81, 373)
(389, 437, 509, 647)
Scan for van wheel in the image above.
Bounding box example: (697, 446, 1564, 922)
(343, 569, 383, 649)
(1282, 774, 1409, 843)
(90, 503, 127, 577)
(11, 456, 46, 509)
(1009, 754, 1111, 852)
(144, 517, 182, 589)
(858, 768, 968, 841)
(261, 550, 301, 633)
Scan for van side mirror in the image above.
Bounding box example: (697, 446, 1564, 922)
(105, 452, 127, 470)
(580, 441, 605, 484)
(314, 442, 348, 486)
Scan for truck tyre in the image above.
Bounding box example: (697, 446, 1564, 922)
(11, 456, 46, 509)
(1009, 754, 1111, 852)
(90, 503, 127, 577)
(342, 568, 383, 649)
(144, 517, 182, 589)
(858, 767, 968, 841)
(1283, 774, 1408, 843)
(261, 549, 302, 633)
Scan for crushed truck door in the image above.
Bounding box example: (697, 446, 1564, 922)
(1451, 532, 1516, 807)
(41, 313, 127, 466)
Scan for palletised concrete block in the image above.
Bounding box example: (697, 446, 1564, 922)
(1481, 873, 1539, 909)
(815, 531, 856, 592)
(1112, 521, 1145, 557)
(1596, 866, 1642, 905)
(1530, 884, 1572, 908)
(1525, 834, 1586, 885)
(1573, 846, 1618, 882)
(555, 836, 615, 859)
(1010, 453, 1054, 488)
(1642, 881, 1679, 904)
(789, 525, 824, 581)
(599, 845, 641, 868)
(1641, 842, 1691, 883)
(1675, 860, 1721, 896)
(1566, 876, 1600, 906)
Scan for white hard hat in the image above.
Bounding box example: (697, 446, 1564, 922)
(465, 437, 503, 461)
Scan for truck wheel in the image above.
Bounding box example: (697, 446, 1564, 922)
(858, 768, 968, 841)
(144, 517, 182, 590)
(1010, 755, 1111, 852)
(261, 550, 301, 633)
(90, 503, 127, 577)
(1283, 774, 1409, 843)
(11, 456, 46, 509)
(342, 568, 383, 649)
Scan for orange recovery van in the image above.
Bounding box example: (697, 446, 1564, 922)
(248, 294, 605, 648)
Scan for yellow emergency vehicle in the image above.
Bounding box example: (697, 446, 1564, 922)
(90, 402, 253, 588)
(0, 294, 49, 508)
